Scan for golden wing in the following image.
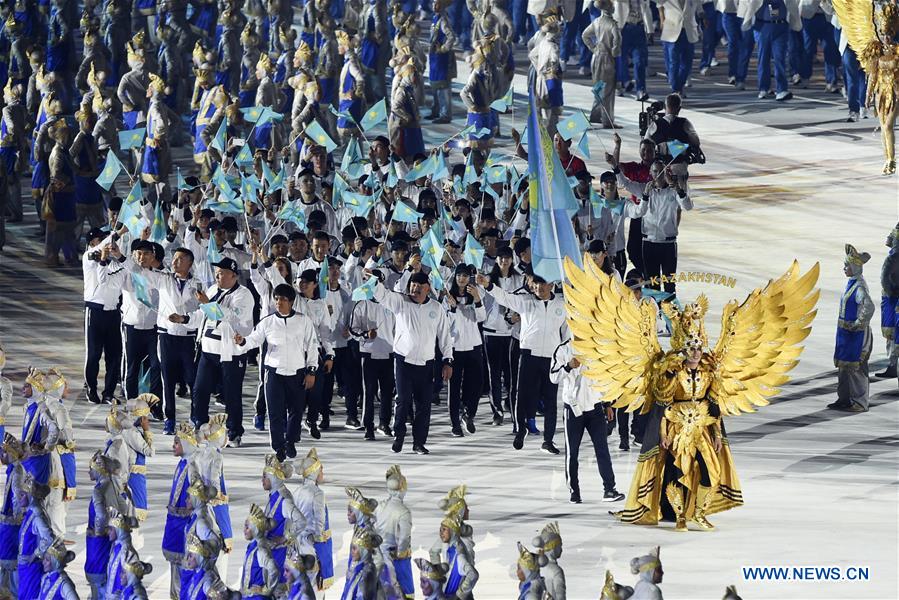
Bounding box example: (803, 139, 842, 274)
(563, 255, 662, 413)
(832, 0, 881, 72)
(710, 261, 820, 417)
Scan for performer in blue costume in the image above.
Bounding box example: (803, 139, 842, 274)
(240, 504, 280, 599)
(377, 465, 414, 599)
(515, 542, 547, 599)
(124, 394, 158, 522)
(341, 527, 382, 599)
(197, 414, 233, 554)
(140, 74, 172, 189)
(105, 512, 139, 600)
(461, 41, 496, 149)
(431, 513, 478, 599)
(0, 433, 25, 596)
(17, 473, 55, 600)
(414, 557, 449, 600)
(876, 225, 899, 379)
(181, 532, 232, 599)
(21, 368, 57, 487)
(294, 448, 333, 591)
(120, 555, 153, 600)
(428, 0, 457, 124)
(37, 536, 79, 600)
(161, 422, 199, 600)
(85, 451, 128, 600)
(828, 244, 875, 413)
(336, 29, 365, 143)
(284, 547, 317, 600)
(387, 40, 425, 160)
(262, 453, 297, 580)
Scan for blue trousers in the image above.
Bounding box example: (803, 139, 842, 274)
(123, 325, 161, 399)
(698, 3, 722, 69)
(511, 0, 537, 42)
(722, 12, 754, 82)
(84, 304, 122, 399)
(617, 22, 649, 92)
(158, 332, 196, 422)
(841, 46, 867, 113)
(788, 29, 803, 78)
(662, 30, 695, 93)
(754, 21, 789, 93)
(561, 1, 587, 63)
(394, 357, 435, 446)
(564, 404, 617, 495)
(264, 367, 306, 452)
(192, 351, 247, 439)
(801, 13, 840, 84)
(450, 0, 473, 51)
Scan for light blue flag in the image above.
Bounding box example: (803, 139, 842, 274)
(343, 192, 375, 217)
(210, 118, 227, 153)
(592, 80, 606, 101)
(472, 127, 492, 139)
(391, 200, 422, 224)
(131, 272, 154, 308)
(206, 238, 222, 264)
(558, 112, 590, 141)
(641, 288, 675, 304)
(386, 160, 399, 188)
(577, 132, 591, 159)
(489, 85, 514, 112)
(96, 152, 124, 191)
(261, 161, 277, 189)
(404, 154, 438, 182)
(200, 302, 225, 320)
(443, 205, 466, 236)
(527, 84, 582, 283)
(359, 99, 387, 131)
(458, 124, 476, 138)
(304, 120, 337, 153)
(234, 144, 254, 166)
(124, 179, 142, 205)
(341, 137, 365, 179)
(256, 107, 283, 126)
(328, 104, 355, 124)
(138, 362, 152, 394)
(452, 175, 466, 197)
(463, 234, 485, 269)
(429, 268, 445, 291)
(482, 181, 500, 202)
(240, 176, 258, 205)
(240, 106, 264, 123)
(332, 172, 349, 203)
(318, 256, 329, 299)
(669, 140, 689, 159)
(485, 164, 507, 184)
(176, 167, 190, 191)
(463, 152, 479, 185)
(207, 195, 243, 214)
(419, 229, 444, 271)
(263, 163, 286, 192)
(432, 152, 450, 181)
(351, 276, 378, 301)
(119, 128, 146, 150)
(149, 201, 167, 242)
(277, 203, 308, 230)
(211, 167, 234, 198)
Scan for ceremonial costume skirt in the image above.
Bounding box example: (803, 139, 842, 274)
(23, 454, 50, 486)
(59, 449, 76, 500)
(190, 6, 217, 38)
(428, 53, 451, 83)
(239, 90, 255, 108)
(31, 161, 49, 192)
(394, 127, 424, 158)
(361, 40, 379, 70)
(614, 404, 743, 526)
(318, 78, 336, 106)
(85, 533, 112, 578)
(141, 146, 162, 183)
(123, 110, 140, 130)
(129, 472, 148, 521)
(881, 296, 898, 338)
(75, 175, 103, 205)
(0, 522, 19, 567)
(835, 327, 867, 366)
(254, 122, 274, 151)
(466, 112, 493, 146)
(18, 561, 42, 599)
(0, 147, 17, 176)
(215, 71, 231, 89)
(545, 78, 564, 108)
(162, 514, 190, 561)
(194, 123, 209, 163)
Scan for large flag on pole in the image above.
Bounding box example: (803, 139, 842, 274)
(526, 86, 582, 283)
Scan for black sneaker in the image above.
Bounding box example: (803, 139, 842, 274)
(345, 418, 362, 430)
(319, 416, 330, 431)
(213, 393, 225, 406)
(176, 384, 189, 398)
(619, 440, 630, 451)
(226, 436, 241, 448)
(570, 492, 582, 504)
(451, 428, 464, 437)
(603, 489, 625, 502)
(875, 366, 897, 378)
(513, 433, 525, 450)
(87, 390, 102, 404)
(541, 441, 560, 455)
(412, 444, 430, 455)
(826, 401, 851, 410)
(392, 439, 403, 453)
(276, 448, 287, 462)
(150, 406, 164, 422)
(163, 420, 175, 435)
(285, 443, 297, 459)
(308, 423, 321, 440)
(464, 416, 476, 434)
(101, 395, 114, 405)
(364, 429, 376, 441)
(254, 415, 266, 431)
(492, 413, 503, 426)
(378, 424, 393, 437)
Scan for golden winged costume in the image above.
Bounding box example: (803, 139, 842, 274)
(833, 0, 899, 175)
(563, 257, 819, 530)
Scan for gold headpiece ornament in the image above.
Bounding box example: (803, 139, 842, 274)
(240, 23, 258, 46)
(129, 393, 160, 417)
(263, 453, 293, 481)
(106, 406, 124, 433)
(192, 41, 207, 68)
(4, 14, 18, 32)
(285, 547, 316, 572)
(875, 2, 899, 38)
(385, 464, 407, 493)
(844, 244, 871, 267)
(110, 512, 138, 531)
(295, 41, 313, 65)
(517, 541, 539, 572)
(89, 449, 116, 477)
(186, 532, 213, 557)
(123, 556, 153, 578)
(257, 53, 274, 74)
(44, 537, 73, 563)
(301, 447, 322, 478)
(247, 503, 274, 533)
(440, 512, 463, 535)
(2, 433, 25, 463)
(345, 487, 377, 516)
(414, 558, 448, 582)
(335, 29, 351, 48)
(26, 367, 66, 394)
(439, 484, 467, 519)
(351, 527, 383, 551)
(127, 31, 146, 64)
(175, 422, 199, 447)
(187, 479, 217, 502)
(148, 72, 165, 95)
(661, 296, 709, 352)
(601, 570, 624, 600)
(202, 413, 227, 443)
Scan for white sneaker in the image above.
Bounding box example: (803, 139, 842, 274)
(791, 73, 801, 84)
(699, 66, 710, 75)
(758, 90, 770, 99)
(559, 62, 567, 73)
(684, 78, 692, 88)
(775, 90, 793, 101)
(578, 66, 588, 76)
(825, 83, 837, 93)
(727, 76, 736, 84)
(862, 107, 870, 119)
(847, 111, 859, 122)
(711, 58, 720, 67)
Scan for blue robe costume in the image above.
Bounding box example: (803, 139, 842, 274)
(17, 507, 43, 600)
(129, 450, 148, 520)
(0, 465, 20, 575)
(38, 571, 72, 599)
(241, 540, 271, 600)
(314, 503, 334, 588)
(443, 544, 464, 596)
(265, 490, 291, 578)
(341, 561, 365, 599)
(22, 401, 50, 485)
(835, 279, 867, 367)
(337, 59, 364, 129)
(85, 486, 112, 586)
(193, 87, 219, 163)
(162, 457, 192, 587)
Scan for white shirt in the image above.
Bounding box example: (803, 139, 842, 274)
(293, 296, 335, 357)
(445, 298, 486, 352)
(549, 341, 604, 416)
(372, 282, 453, 366)
(616, 173, 693, 242)
(240, 311, 321, 375)
(482, 274, 524, 337)
(185, 283, 256, 360)
(483, 285, 569, 358)
(82, 253, 122, 310)
(131, 265, 204, 335)
(100, 261, 158, 329)
(350, 299, 395, 359)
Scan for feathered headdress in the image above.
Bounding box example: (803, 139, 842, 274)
(263, 453, 293, 481)
(345, 487, 377, 516)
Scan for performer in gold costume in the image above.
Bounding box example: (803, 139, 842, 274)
(834, 0, 899, 175)
(563, 256, 819, 531)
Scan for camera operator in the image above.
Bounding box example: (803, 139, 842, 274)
(642, 94, 703, 185)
